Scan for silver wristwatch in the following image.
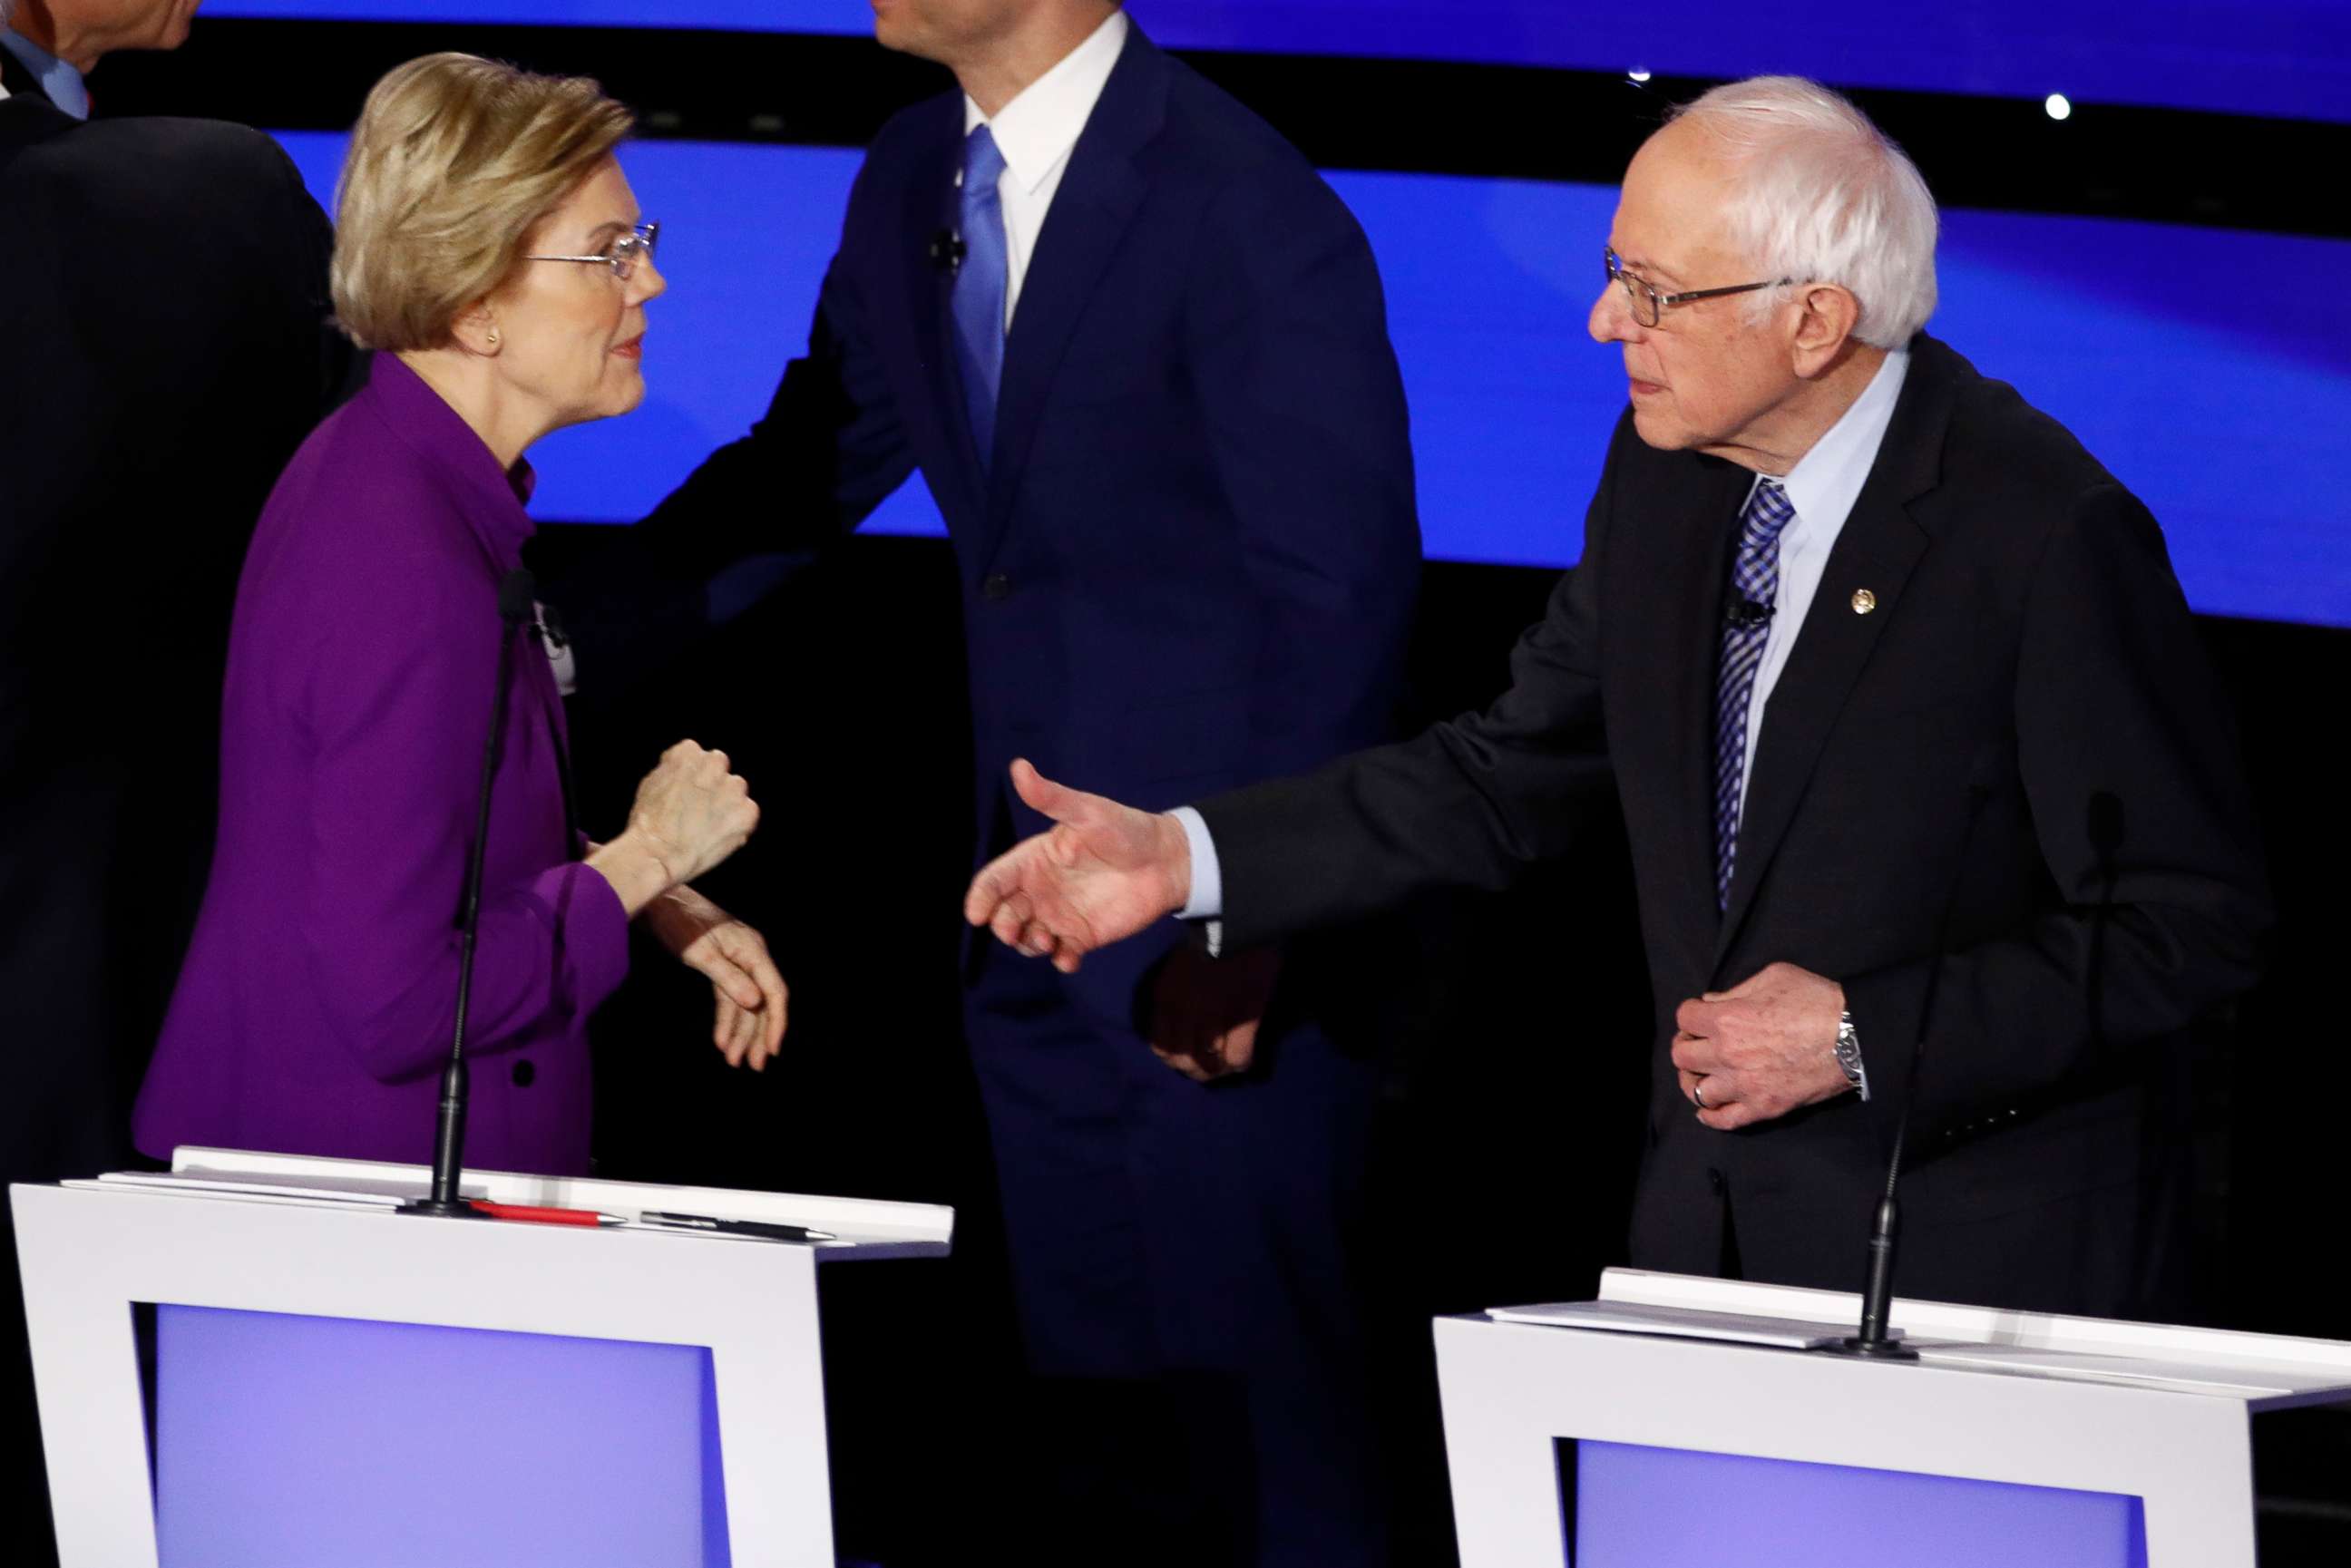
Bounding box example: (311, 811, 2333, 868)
(1833, 1009, 1868, 1100)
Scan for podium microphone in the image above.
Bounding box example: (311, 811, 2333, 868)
(1820, 756, 1999, 1359)
(401, 569, 538, 1220)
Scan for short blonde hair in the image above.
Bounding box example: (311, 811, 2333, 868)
(331, 53, 634, 352)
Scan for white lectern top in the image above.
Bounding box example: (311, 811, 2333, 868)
(151, 1144, 955, 1259)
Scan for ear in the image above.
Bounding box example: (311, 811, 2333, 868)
(1789, 283, 1861, 378)
(451, 302, 502, 357)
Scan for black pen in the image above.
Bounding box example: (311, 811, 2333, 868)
(636, 1210, 836, 1243)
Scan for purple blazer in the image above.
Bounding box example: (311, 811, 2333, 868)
(135, 355, 629, 1174)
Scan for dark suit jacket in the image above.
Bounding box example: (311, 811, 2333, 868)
(561, 25, 1420, 1025)
(0, 83, 349, 1187)
(1198, 335, 2270, 1317)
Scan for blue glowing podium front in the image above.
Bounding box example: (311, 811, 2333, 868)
(11, 1148, 953, 1567)
(1437, 1269, 2351, 1568)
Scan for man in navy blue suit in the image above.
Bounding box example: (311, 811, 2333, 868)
(559, 3, 1421, 1561)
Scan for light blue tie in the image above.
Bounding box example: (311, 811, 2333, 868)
(1713, 479, 1796, 909)
(951, 125, 1010, 468)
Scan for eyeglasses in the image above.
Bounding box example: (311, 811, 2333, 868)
(528, 221, 661, 281)
(1605, 247, 1784, 327)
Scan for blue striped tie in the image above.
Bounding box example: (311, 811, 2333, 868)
(1713, 479, 1796, 909)
(950, 125, 1010, 469)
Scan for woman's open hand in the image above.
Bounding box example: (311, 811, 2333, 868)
(645, 885, 788, 1070)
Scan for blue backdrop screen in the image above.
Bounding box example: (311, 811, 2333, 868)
(210, 2, 2351, 123)
(271, 133, 2351, 628)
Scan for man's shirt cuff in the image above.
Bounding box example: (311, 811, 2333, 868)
(1168, 806, 1224, 919)
(1167, 807, 1226, 953)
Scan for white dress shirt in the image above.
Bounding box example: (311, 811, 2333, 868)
(1176, 348, 1913, 928)
(961, 6, 1128, 327)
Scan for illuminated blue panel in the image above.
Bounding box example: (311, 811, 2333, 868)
(1574, 1439, 2148, 1566)
(206, 1, 2351, 123)
(153, 1304, 729, 1567)
(271, 133, 2351, 627)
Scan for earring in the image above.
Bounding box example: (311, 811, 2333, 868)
(486, 329, 500, 346)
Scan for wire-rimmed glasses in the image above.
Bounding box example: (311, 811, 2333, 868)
(528, 221, 661, 281)
(1605, 246, 1783, 326)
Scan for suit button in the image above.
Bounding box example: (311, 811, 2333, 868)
(1706, 1168, 1726, 1195)
(511, 1059, 536, 1088)
(981, 572, 1010, 601)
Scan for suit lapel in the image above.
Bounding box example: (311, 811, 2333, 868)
(1711, 342, 1957, 966)
(901, 103, 990, 529)
(1657, 459, 1754, 968)
(974, 28, 1166, 567)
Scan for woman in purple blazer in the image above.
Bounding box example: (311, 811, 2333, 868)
(135, 54, 786, 1175)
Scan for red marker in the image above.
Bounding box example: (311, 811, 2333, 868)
(467, 1201, 623, 1227)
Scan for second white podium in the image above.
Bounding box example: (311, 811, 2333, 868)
(1438, 1268, 2351, 1567)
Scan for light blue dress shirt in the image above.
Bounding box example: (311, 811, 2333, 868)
(1174, 348, 1912, 929)
(1, 25, 93, 120)
(1732, 348, 1909, 814)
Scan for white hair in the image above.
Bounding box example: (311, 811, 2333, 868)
(0, 1, 16, 30)
(1670, 75, 1939, 349)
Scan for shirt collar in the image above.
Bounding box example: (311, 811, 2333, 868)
(0, 27, 91, 121)
(961, 7, 1128, 194)
(1772, 347, 1910, 536)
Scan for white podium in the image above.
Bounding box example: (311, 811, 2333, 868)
(1438, 1268, 2351, 1568)
(11, 1145, 952, 1568)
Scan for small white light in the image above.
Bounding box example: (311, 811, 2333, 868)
(1628, 68, 1652, 83)
(2044, 93, 2073, 121)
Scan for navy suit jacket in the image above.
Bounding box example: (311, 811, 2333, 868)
(2, 84, 348, 1188)
(568, 27, 1420, 1023)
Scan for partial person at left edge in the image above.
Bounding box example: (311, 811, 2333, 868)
(0, 0, 194, 118)
(3, 0, 351, 1178)
(3, 2, 350, 1563)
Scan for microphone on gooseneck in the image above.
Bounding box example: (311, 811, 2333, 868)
(1821, 752, 2002, 1359)
(400, 568, 538, 1220)
(930, 229, 967, 272)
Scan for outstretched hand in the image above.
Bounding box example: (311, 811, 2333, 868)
(962, 760, 1193, 972)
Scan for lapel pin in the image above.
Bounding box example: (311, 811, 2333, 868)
(1851, 589, 1878, 615)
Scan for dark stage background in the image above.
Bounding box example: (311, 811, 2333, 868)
(77, 5, 2351, 1563)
